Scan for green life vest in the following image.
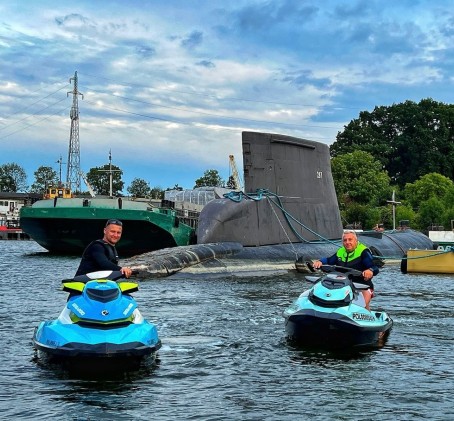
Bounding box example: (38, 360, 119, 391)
(336, 242, 368, 269)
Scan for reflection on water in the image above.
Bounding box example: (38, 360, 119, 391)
(32, 351, 160, 382)
(286, 341, 385, 366)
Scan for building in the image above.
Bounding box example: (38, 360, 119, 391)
(0, 192, 41, 227)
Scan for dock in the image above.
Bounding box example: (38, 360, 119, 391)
(0, 227, 30, 240)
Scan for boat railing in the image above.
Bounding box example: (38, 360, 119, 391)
(174, 208, 200, 229)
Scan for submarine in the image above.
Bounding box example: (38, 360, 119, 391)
(124, 131, 433, 277)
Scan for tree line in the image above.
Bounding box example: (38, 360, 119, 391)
(2, 98, 453, 231)
(330, 98, 454, 231)
(0, 162, 231, 200)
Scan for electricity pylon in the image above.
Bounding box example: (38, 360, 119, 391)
(66, 71, 84, 191)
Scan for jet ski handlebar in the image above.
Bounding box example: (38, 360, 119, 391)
(305, 265, 371, 290)
(65, 269, 139, 284)
(320, 265, 371, 289)
(319, 264, 363, 277)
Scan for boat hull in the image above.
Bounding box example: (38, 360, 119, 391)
(284, 309, 392, 348)
(428, 230, 454, 249)
(401, 248, 454, 274)
(20, 198, 195, 256)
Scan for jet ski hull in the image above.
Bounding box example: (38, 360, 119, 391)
(32, 271, 161, 364)
(284, 309, 392, 348)
(33, 320, 161, 359)
(283, 267, 393, 349)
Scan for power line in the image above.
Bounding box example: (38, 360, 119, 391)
(0, 83, 70, 127)
(0, 73, 341, 143)
(81, 93, 340, 131)
(0, 103, 70, 140)
(0, 96, 68, 133)
(80, 72, 360, 110)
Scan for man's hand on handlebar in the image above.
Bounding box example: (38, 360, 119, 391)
(121, 267, 133, 278)
(312, 260, 322, 269)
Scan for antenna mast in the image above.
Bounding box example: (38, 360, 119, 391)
(98, 150, 121, 197)
(66, 71, 84, 191)
(56, 155, 65, 186)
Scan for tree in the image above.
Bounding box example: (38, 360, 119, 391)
(330, 151, 394, 229)
(442, 206, 454, 231)
(0, 163, 27, 192)
(416, 197, 446, 230)
(331, 151, 392, 206)
(194, 169, 224, 188)
(0, 174, 15, 192)
(395, 205, 417, 228)
(127, 178, 150, 198)
(399, 173, 454, 230)
(403, 172, 453, 209)
(30, 166, 58, 194)
(441, 185, 454, 228)
(86, 164, 124, 196)
(150, 186, 164, 199)
(331, 99, 454, 187)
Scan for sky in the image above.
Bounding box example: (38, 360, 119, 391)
(1, 0, 453, 193)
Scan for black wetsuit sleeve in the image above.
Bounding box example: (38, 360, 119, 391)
(320, 253, 338, 265)
(89, 242, 122, 271)
(361, 249, 379, 276)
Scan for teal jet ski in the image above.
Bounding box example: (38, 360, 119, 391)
(33, 270, 161, 361)
(283, 265, 392, 348)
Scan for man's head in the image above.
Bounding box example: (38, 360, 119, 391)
(342, 230, 358, 253)
(103, 219, 123, 246)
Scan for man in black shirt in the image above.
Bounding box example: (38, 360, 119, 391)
(75, 219, 132, 278)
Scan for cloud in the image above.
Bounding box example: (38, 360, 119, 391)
(1, 0, 454, 191)
(196, 60, 215, 68)
(181, 30, 204, 49)
(55, 13, 92, 28)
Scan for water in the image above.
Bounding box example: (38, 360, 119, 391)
(0, 241, 453, 420)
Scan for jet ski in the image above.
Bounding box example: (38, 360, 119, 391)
(283, 265, 392, 348)
(33, 270, 161, 361)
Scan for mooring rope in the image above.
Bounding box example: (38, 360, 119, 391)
(223, 189, 453, 262)
(224, 189, 341, 246)
(265, 196, 299, 259)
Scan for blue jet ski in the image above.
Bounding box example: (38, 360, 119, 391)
(283, 265, 392, 348)
(33, 270, 161, 361)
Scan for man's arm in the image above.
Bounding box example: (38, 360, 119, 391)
(361, 249, 379, 276)
(313, 253, 337, 269)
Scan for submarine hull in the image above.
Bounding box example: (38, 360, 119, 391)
(124, 132, 433, 277)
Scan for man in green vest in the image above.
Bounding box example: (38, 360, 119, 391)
(312, 230, 379, 309)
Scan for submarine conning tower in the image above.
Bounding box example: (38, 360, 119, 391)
(197, 131, 343, 246)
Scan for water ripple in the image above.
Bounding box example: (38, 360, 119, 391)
(0, 242, 453, 420)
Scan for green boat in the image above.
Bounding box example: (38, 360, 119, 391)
(20, 196, 196, 256)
